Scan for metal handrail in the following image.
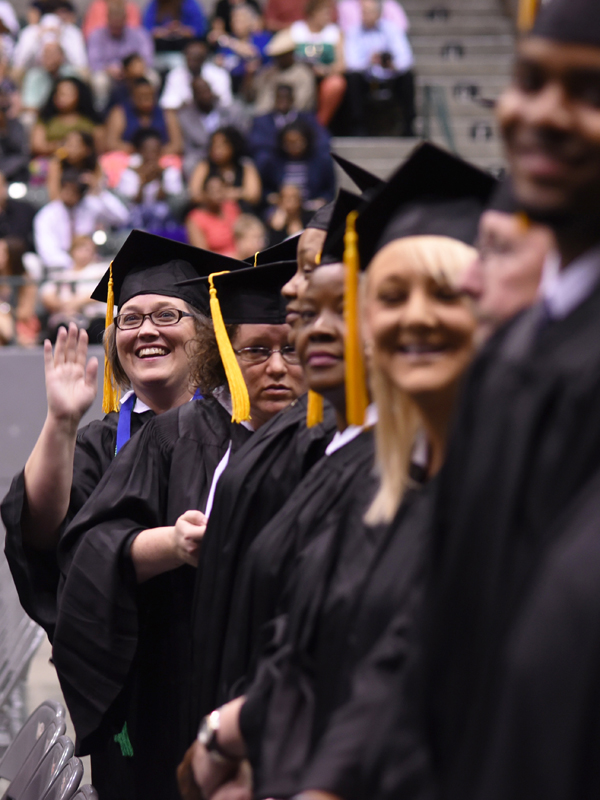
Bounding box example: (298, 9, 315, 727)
(421, 84, 457, 154)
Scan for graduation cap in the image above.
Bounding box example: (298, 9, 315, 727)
(94, 230, 247, 413)
(320, 189, 364, 265)
(243, 234, 300, 268)
(306, 200, 335, 231)
(177, 261, 296, 423)
(331, 153, 384, 194)
(531, 0, 600, 46)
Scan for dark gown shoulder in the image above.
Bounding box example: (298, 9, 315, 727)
(191, 394, 337, 724)
(1, 410, 152, 640)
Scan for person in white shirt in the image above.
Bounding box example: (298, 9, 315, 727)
(34, 168, 129, 270)
(344, 0, 415, 135)
(12, 13, 88, 81)
(160, 37, 232, 110)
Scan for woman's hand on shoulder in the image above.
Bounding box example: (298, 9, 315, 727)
(44, 322, 98, 426)
(172, 509, 208, 567)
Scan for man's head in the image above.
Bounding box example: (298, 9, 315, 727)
(107, 2, 127, 38)
(131, 77, 155, 114)
(60, 169, 86, 208)
(123, 53, 147, 80)
(274, 84, 295, 115)
(461, 209, 554, 341)
(361, 0, 382, 30)
(497, 0, 600, 229)
(41, 40, 64, 74)
(266, 30, 296, 71)
(192, 76, 215, 113)
(185, 39, 209, 76)
(132, 128, 162, 162)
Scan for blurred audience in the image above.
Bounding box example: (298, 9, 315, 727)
(259, 118, 335, 209)
(40, 234, 107, 342)
(248, 83, 329, 173)
(30, 77, 102, 158)
(159, 37, 232, 111)
(344, 0, 415, 135)
(263, 0, 306, 32)
(0, 171, 36, 251)
(34, 167, 129, 269)
(214, 5, 271, 96)
(0, 82, 29, 182)
(12, 11, 88, 82)
(104, 52, 158, 113)
(116, 127, 183, 234)
(250, 29, 315, 114)
(185, 172, 239, 255)
(210, 0, 260, 36)
(0, 236, 39, 346)
(83, 0, 142, 39)
(188, 125, 261, 210)
(337, 0, 409, 32)
(142, 0, 207, 70)
(178, 75, 248, 178)
(20, 41, 82, 118)
(232, 211, 266, 259)
(265, 182, 310, 245)
(46, 129, 101, 200)
(105, 76, 182, 154)
(290, 0, 346, 127)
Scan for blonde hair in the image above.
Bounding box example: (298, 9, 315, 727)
(365, 235, 476, 525)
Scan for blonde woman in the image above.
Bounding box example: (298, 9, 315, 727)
(180, 145, 494, 800)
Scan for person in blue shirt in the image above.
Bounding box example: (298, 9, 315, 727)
(143, 0, 207, 68)
(215, 4, 271, 95)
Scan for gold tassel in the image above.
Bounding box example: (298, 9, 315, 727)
(517, 0, 538, 32)
(314, 250, 321, 266)
(343, 211, 368, 427)
(516, 211, 532, 234)
(254, 252, 259, 267)
(102, 261, 120, 413)
(208, 272, 251, 423)
(306, 390, 324, 427)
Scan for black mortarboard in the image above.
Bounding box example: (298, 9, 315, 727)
(532, 0, 600, 48)
(356, 142, 497, 268)
(209, 261, 296, 325)
(306, 201, 335, 231)
(331, 153, 384, 193)
(243, 234, 300, 268)
(91, 229, 245, 311)
(320, 189, 363, 264)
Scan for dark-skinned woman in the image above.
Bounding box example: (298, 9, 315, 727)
(2, 230, 236, 641)
(52, 258, 305, 800)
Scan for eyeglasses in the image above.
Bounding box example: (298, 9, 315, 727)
(115, 308, 194, 330)
(235, 345, 300, 365)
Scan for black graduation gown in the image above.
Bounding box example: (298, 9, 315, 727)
(422, 283, 600, 800)
(191, 394, 336, 725)
(239, 471, 430, 800)
(1, 409, 153, 640)
(474, 465, 600, 800)
(53, 396, 252, 800)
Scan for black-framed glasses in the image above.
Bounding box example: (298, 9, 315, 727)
(235, 345, 300, 365)
(115, 308, 194, 330)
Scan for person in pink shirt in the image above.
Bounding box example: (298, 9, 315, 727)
(83, 0, 142, 39)
(186, 173, 240, 255)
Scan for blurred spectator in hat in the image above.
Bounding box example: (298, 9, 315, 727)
(0, 236, 40, 346)
(105, 76, 182, 154)
(47, 130, 103, 200)
(259, 118, 335, 209)
(178, 75, 248, 179)
(185, 172, 239, 255)
(250, 29, 316, 114)
(232, 212, 266, 259)
(337, 0, 409, 33)
(0, 171, 36, 252)
(33, 167, 129, 269)
(88, 1, 154, 109)
(12, 12, 88, 83)
(214, 5, 272, 96)
(39, 234, 107, 342)
(83, 0, 142, 39)
(344, 0, 415, 135)
(211, 0, 260, 36)
(19, 42, 82, 118)
(189, 125, 261, 211)
(30, 76, 102, 158)
(0, 82, 29, 182)
(263, 0, 306, 32)
(248, 83, 329, 173)
(116, 127, 184, 235)
(142, 0, 207, 71)
(160, 37, 232, 111)
(265, 181, 311, 246)
(290, 0, 346, 127)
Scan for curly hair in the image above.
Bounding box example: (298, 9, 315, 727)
(40, 77, 100, 124)
(189, 316, 239, 395)
(209, 126, 248, 165)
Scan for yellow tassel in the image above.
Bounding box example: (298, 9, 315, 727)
(209, 272, 251, 423)
(517, 0, 538, 32)
(314, 250, 321, 266)
(306, 390, 324, 427)
(102, 261, 120, 413)
(254, 252, 259, 267)
(343, 211, 368, 427)
(516, 211, 532, 234)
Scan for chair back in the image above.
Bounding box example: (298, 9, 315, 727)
(0, 702, 65, 781)
(10, 736, 74, 800)
(1, 720, 66, 800)
(38, 758, 83, 800)
(70, 787, 98, 800)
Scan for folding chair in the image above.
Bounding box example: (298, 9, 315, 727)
(1, 720, 66, 800)
(10, 736, 74, 800)
(70, 787, 98, 800)
(37, 758, 83, 800)
(0, 702, 66, 782)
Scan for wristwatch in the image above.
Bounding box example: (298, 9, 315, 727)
(197, 709, 239, 765)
